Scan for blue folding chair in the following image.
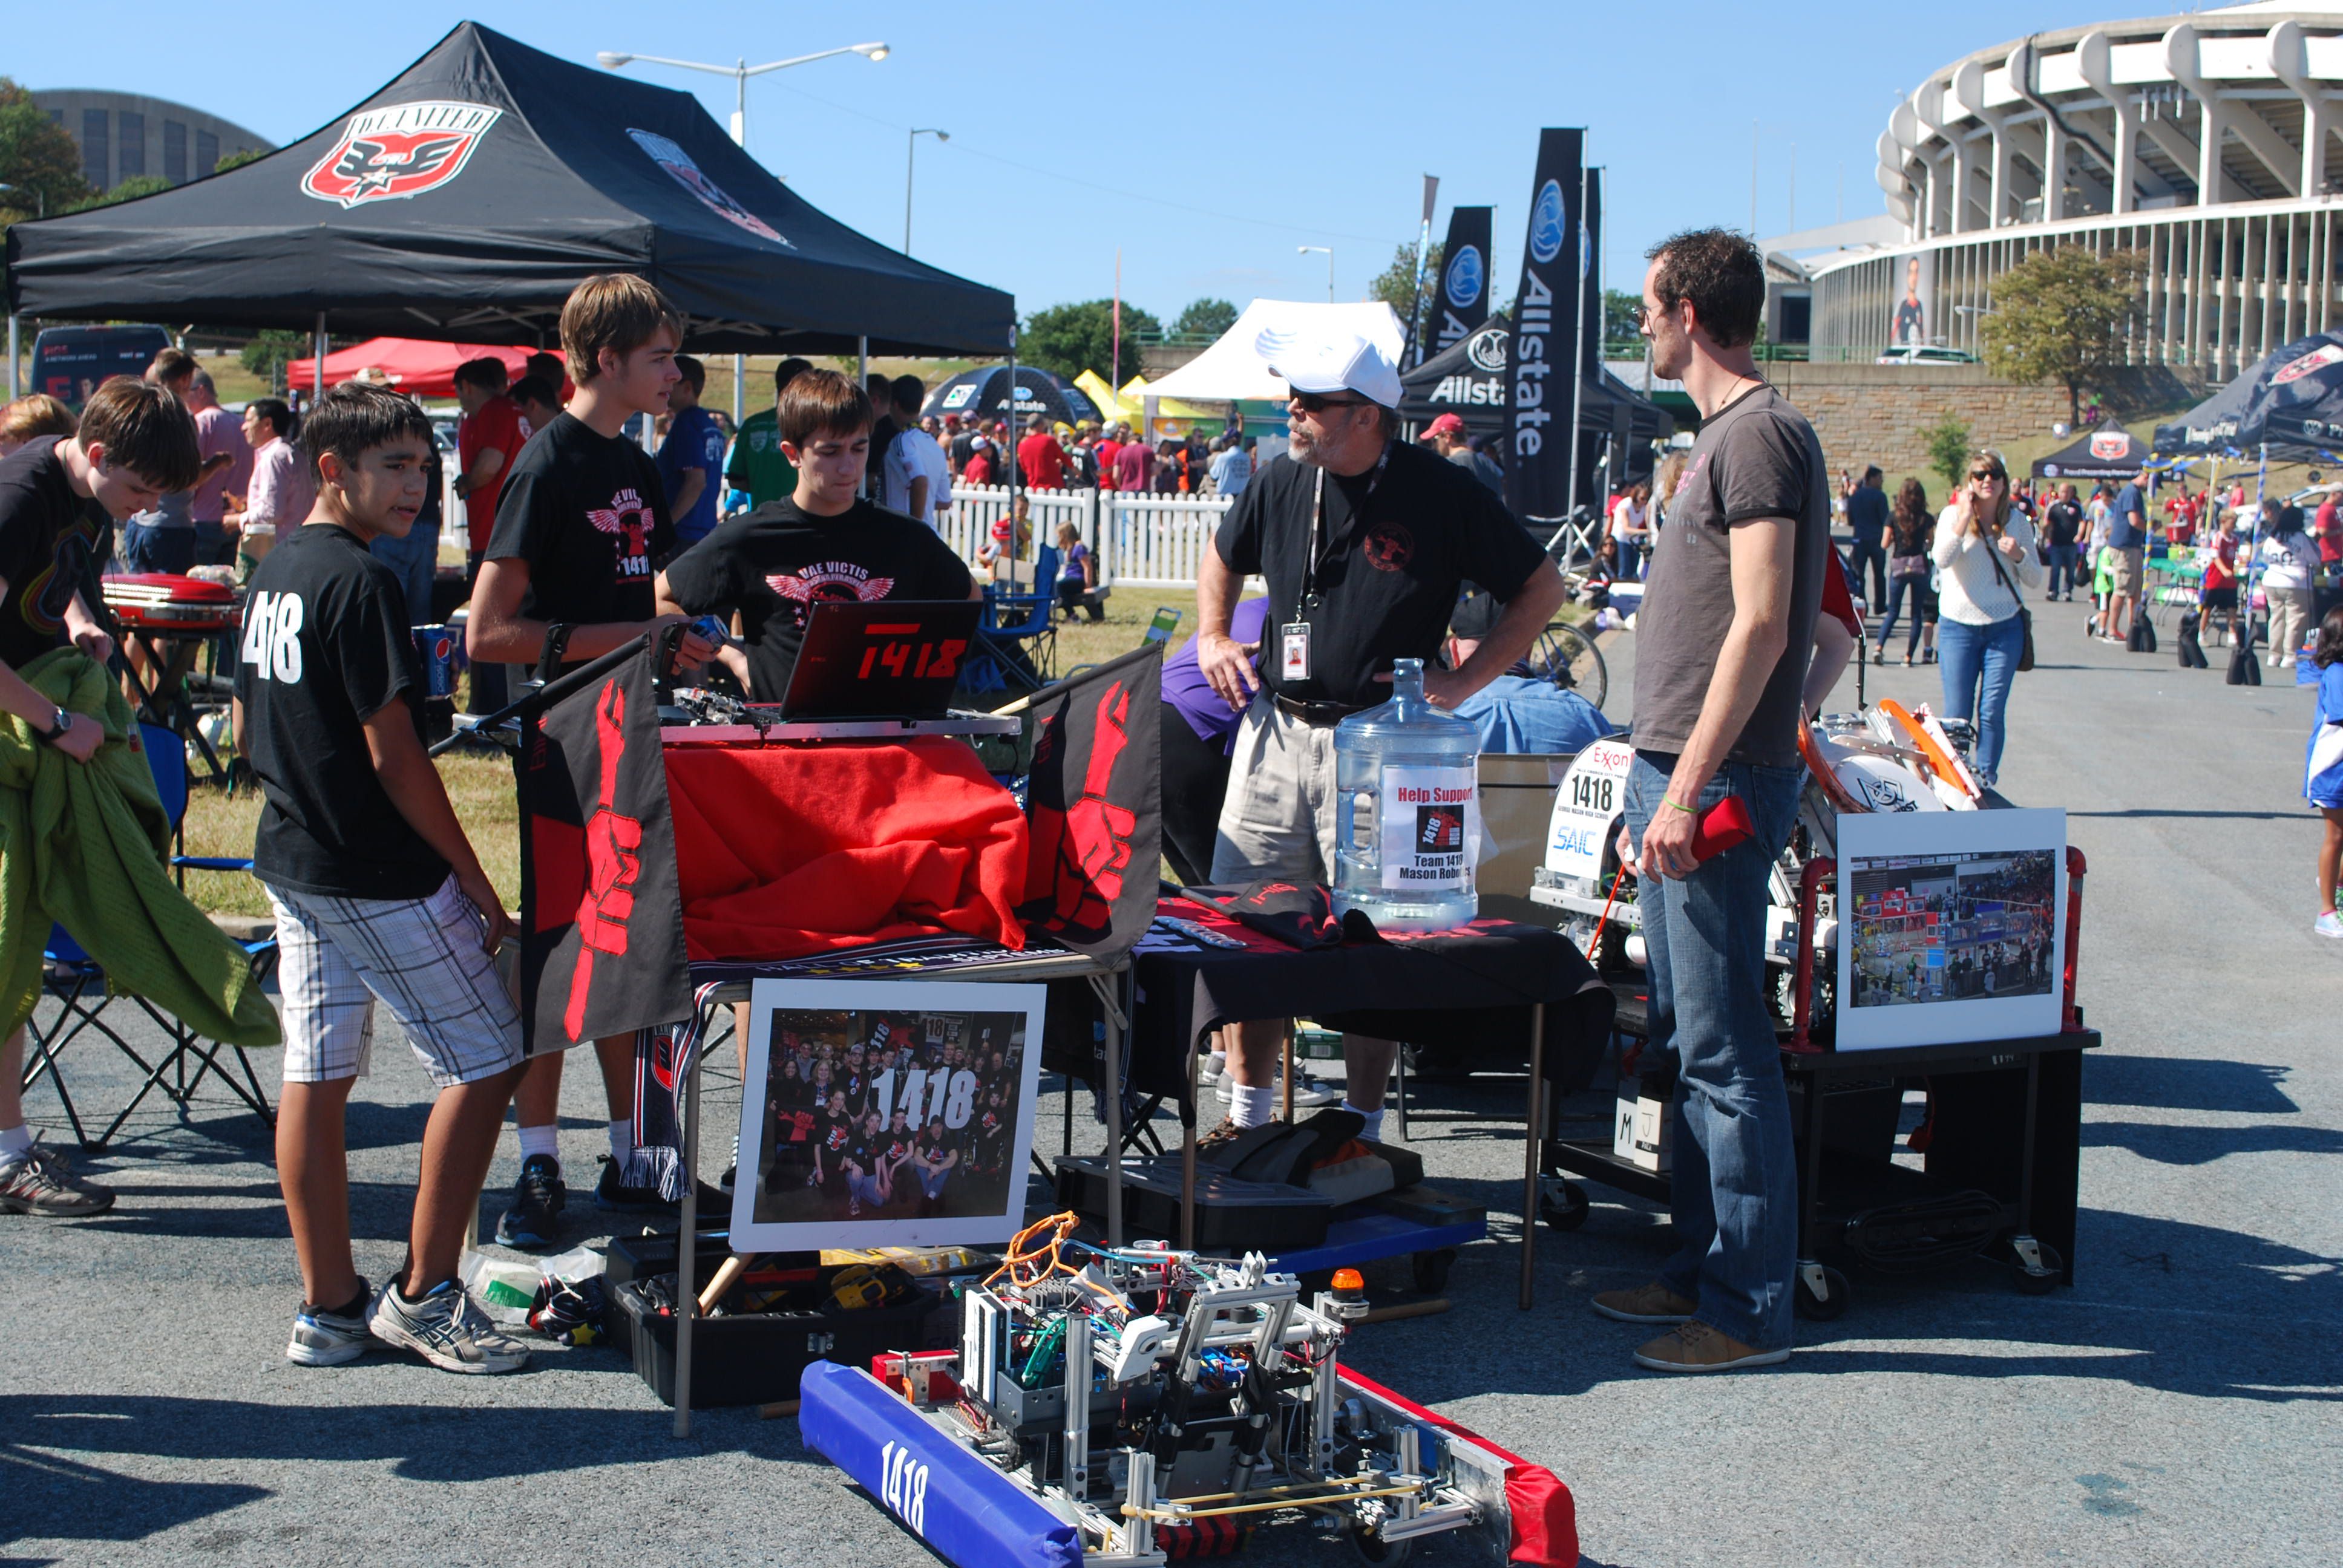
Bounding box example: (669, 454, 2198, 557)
(966, 544, 1060, 694)
(20, 722, 277, 1151)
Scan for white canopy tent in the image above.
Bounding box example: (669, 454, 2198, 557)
(1142, 298, 1405, 402)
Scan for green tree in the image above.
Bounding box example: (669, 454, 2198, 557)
(1368, 240, 1441, 322)
(214, 147, 266, 175)
(1979, 246, 2142, 428)
(1021, 299, 1160, 385)
(65, 174, 171, 213)
(1919, 411, 1973, 494)
(241, 329, 309, 393)
(0, 76, 93, 223)
(1602, 289, 1642, 348)
(1172, 298, 1237, 341)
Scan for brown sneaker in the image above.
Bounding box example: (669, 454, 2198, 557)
(1590, 1280, 1696, 1324)
(0, 1145, 116, 1218)
(1633, 1319, 1790, 1373)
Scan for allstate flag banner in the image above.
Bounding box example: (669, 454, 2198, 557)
(1579, 168, 1604, 382)
(517, 644, 691, 1056)
(1502, 128, 1586, 524)
(1434, 206, 1494, 354)
(1018, 644, 1162, 959)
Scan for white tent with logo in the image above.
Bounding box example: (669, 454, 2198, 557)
(1142, 299, 1406, 403)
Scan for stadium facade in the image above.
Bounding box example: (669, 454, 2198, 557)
(1807, 2, 2343, 379)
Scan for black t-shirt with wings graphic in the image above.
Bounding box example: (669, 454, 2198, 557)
(658, 495, 974, 701)
(485, 411, 675, 664)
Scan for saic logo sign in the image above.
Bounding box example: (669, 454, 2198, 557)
(1444, 244, 1484, 309)
(301, 100, 502, 208)
(1529, 180, 1566, 264)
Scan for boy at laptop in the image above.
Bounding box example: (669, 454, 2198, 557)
(235, 382, 529, 1373)
(657, 368, 978, 700)
(464, 273, 716, 1247)
(656, 368, 977, 1186)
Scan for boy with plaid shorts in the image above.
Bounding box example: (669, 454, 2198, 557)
(236, 383, 529, 1374)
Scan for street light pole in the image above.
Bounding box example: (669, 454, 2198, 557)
(1299, 245, 1334, 302)
(905, 128, 948, 254)
(599, 42, 892, 424)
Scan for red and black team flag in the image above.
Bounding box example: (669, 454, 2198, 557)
(1019, 643, 1162, 959)
(517, 643, 691, 1055)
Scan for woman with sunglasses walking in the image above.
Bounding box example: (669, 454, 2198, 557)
(1933, 449, 2040, 788)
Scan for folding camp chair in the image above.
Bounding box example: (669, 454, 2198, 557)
(19, 722, 278, 1151)
(965, 544, 1060, 694)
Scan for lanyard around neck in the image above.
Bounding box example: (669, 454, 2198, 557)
(1303, 441, 1392, 606)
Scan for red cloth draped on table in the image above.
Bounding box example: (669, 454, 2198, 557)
(664, 737, 1029, 961)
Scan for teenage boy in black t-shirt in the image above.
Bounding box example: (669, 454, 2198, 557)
(0, 379, 197, 1221)
(235, 382, 529, 1375)
(467, 274, 718, 1248)
(658, 368, 979, 702)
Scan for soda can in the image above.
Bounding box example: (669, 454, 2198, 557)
(412, 624, 458, 699)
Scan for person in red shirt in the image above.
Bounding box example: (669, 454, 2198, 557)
(1016, 413, 1067, 491)
(1095, 425, 1124, 491)
(964, 439, 995, 486)
(2201, 512, 2243, 645)
(2315, 491, 2342, 566)
(454, 358, 528, 714)
(1801, 552, 1865, 714)
(1113, 430, 1152, 492)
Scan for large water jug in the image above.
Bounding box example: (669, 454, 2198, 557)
(1332, 658, 1480, 932)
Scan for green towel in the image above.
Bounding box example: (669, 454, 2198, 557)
(0, 648, 280, 1049)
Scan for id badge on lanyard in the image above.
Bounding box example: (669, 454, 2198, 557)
(1279, 620, 1311, 681)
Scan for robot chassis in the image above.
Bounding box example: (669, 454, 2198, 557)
(802, 1216, 1552, 1566)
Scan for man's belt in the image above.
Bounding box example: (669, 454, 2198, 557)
(1274, 693, 1368, 725)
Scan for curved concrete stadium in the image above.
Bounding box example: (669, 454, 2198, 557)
(1808, 2, 2343, 377)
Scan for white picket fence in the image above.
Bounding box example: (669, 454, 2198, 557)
(937, 485, 1236, 589)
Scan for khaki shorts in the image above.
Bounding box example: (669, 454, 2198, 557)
(2110, 546, 2145, 596)
(1210, 697, 1342, 884)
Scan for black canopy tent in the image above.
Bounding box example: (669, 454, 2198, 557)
(2153, 330, 2343, 463)
(4, 22, 1013, 359)
(2030, 423, 2152, 482)
(1398, 324, 1674, 477)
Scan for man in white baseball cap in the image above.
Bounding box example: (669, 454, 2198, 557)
(1188, 325, 1567, 1146)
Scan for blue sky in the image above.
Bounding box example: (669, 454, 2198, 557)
(15, 1, 2124, 326)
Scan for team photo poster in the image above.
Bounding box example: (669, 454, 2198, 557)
(1835, 808, 2067, 1050)
(729, 979, 1047, 1252)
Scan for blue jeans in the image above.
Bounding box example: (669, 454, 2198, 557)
(848, 1171, 886, 1207)
(1935, 615, 2024, 786)
(2044, 543, 2080, 599)
(1847, 539, 1888, 611)
(1624, 753, 1804, 1352)
(370, 526, 438, 627)
(119, 520, 195, 575)
(1875, 573, 1932, 658)
(919, 1166, 951, 1200)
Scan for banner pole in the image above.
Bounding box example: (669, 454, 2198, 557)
(1564, 160, 1588, 527)
(313, 312, 326, 404)
(5, 315, 16, 402)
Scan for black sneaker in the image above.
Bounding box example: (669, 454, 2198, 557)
(494, 1154, 566, 1250)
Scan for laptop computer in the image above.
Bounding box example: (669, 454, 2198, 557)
(770, 599, 984, 720)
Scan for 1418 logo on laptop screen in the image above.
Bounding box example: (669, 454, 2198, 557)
(301, 100, 503, 209)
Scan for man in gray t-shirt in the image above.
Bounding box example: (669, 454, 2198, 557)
(1590, 229, 1824, 1377)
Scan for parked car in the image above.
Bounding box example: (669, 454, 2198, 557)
(1876, 344, 1979, 367)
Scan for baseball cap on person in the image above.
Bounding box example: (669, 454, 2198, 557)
(1426, 413, 1466, 437)
(1257, 328, 1404, 409)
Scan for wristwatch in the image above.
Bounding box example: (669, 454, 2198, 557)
(32, 707, 72, 746)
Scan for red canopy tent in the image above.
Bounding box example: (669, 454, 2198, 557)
(279, 337, 563, 400)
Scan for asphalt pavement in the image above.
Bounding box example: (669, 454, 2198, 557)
(4, 599, 2338, 1568)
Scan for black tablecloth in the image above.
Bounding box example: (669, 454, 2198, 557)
(1126, 895, 1616, 1116)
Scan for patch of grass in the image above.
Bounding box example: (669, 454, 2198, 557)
(178, 753, 519, 918)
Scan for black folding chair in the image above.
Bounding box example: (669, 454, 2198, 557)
(19, 722, 278, 1151)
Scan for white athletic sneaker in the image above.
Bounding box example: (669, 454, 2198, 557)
(2315, 910, 2343, 941)
(1218, 1077, 1341, 1108)
(369, 1278, 532, 1374)
(286, 1278, 375, 1367)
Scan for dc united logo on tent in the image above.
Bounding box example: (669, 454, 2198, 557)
(302, 101, 503, 208)
(627, 129, 794, 249)
(1444, 244, 1484, 309)
(2272, 341, 2343, 386)
(1529, 180, 1566, 264)
(2088, 430, 2130, 461)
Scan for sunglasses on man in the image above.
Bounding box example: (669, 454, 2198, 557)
(1289, 391, 1372, 414)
